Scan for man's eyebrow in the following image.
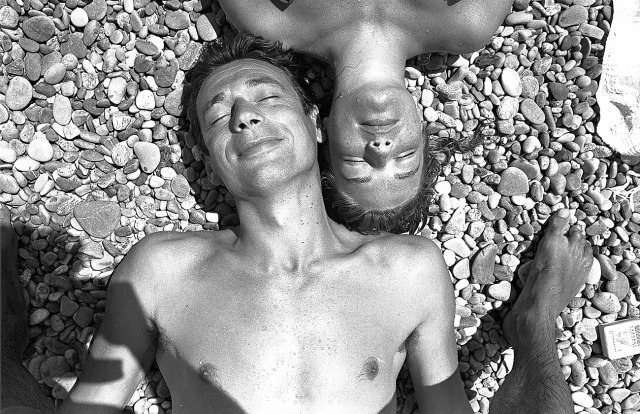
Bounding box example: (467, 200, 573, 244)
(395, 164, 420, 180)
(204, 92, 229, 112)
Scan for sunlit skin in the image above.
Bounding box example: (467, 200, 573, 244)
(326, 82, 424, 209)
(195, 59, 321, 199)
(50, 60, 473, 414)
(0, 5, 597, 412)
(219, 0, 514, 209)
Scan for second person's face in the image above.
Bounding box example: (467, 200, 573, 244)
(326, 82, 425, 210)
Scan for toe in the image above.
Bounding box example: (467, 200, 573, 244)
(547, 208, 570, 235)
(569, 226, 585, 244)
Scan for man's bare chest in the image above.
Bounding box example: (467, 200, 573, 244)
(151, 270, 413, 411)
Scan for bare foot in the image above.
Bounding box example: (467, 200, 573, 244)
(503, 208, 594, 344)
(1, 204, 29, 357)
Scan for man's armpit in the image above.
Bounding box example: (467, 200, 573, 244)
(405, 328, 421, 355)
(145, 318, 167, 355)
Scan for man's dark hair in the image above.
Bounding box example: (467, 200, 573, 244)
(183, 32, 315, 154)
(319, 125, 487, 235)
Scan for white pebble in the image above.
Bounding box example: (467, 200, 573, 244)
(70, 8, 89, 27)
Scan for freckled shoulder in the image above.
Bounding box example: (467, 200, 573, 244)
(114, 229, 237, 285)
(380, 234, 452, 299)
(365, 233, 444, 271)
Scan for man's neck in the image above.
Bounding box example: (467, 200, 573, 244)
(233, 173, 343, 273)
(328, 23, 415, 94)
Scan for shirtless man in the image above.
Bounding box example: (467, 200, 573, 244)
(1, 35, 593, 414)
(218, 0, 515, 233)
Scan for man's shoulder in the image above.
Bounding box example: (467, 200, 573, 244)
(130, 229, 233, 257)
(358, 232, 442, 263)
(113, 229, 237, 282)
(364, 233, 448, 283)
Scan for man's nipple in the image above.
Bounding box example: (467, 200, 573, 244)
(357, 357, 380, 382)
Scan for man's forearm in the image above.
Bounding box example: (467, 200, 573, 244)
(491, 314, 573, 414)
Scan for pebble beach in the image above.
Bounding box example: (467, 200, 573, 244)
(1, 0, 639, 413)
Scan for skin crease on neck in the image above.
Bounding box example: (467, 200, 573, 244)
(219, 0, 514, 210)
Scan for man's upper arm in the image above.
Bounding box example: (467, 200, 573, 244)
(58, 236, 163, 413)
(403, 238, 473, 414)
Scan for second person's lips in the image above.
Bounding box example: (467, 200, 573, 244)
(360, 120, 399, 134)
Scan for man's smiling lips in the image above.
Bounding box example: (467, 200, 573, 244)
(238, 137, 283, 157)
(359, 120, 399, 134)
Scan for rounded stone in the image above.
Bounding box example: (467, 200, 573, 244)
(610, 388, 631, 403)
(39, 356, 71, 388)
(0, 5, 19, 29)
(14, 156, 41, 172)
(53, 95, 73, 125)
(70, 8, 89, 27)
(44, 63, 67, 85)
(605, 272, 630, 301)
(497, 96, 519, 120)
(111, 142, 134, 167)
(471, 244, 498, 284)
(133, 142, 161, 173)
(171, 174, 191, 198)
(598, 361, 619, 386)
(85, 0, 107, 20)
(0, 174, 20, 194)
(52, 372, 77, 400)
(27, 139, 54, 163)
(487, 281, 511, 301)
(598, 254, 618, 281)
(135, 90, 156, 110)
(572, 391, 593, 408)
(558, 5, 588, 28)
(23, 16, 56, 43)
(586, 259, 601, 285)
(6, 77, 33, 111)
(196, 14, 219, 42)
(548, 82, 569, 101)
(29, 308, 50, 325)
(107, 77, 128, 104)
(500, 68, 522, 97)
(505, 11, 533, 25)
(0, 147, 17, 163)
(498, 167, 529, 196)
(0, 104, 8, 123)
(520, 76, 539, 99)
(591, 292, 621, 314)
(520, 99, 545, 125)
(73, 201, 121, 238)
(165, 10, 190, 30)
(164, 86, 184, 116)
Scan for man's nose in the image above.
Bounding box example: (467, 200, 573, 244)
(364, 137, 393, 168)
(230, 98, 264, 132)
